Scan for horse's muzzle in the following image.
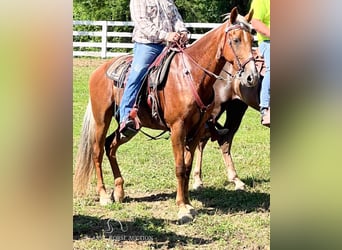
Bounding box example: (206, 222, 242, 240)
(239, 60, 259, 87)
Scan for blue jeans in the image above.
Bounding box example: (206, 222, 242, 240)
(119, 42, 165, 123)
(259, 41, 270, 110)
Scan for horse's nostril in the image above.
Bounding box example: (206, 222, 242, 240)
(247, 75, 253, 83)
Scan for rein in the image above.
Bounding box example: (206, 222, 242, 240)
(139, 129, 169, 140)
(175, 43, 226, 82)
(173, 20, 254, 111)
(177, 48, 214, 111)
(174, 42, 223, 112)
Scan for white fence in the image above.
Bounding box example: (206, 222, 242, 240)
(73, 20, 256, 58)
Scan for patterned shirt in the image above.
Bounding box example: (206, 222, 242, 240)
(130, 0, 188, 44)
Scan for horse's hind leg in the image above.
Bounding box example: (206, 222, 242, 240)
(218, 99, 248, 190)
(105, 130, 133, 202)
(93, 114, 113, 205)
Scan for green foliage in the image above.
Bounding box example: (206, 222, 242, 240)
(175, 0, 251, 23)
(73, 0, 252, 22)
(73, 0, 130, 21)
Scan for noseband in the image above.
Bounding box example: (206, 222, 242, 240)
(224, 22, 254, 77)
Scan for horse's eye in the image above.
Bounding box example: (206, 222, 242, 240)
(233, 38, 240, 44)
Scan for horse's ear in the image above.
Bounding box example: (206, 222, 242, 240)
(245, 9, 254, 22)
(230, 7, 238, 23)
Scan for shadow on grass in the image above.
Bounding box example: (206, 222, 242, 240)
(241, 176, 270, 188)
(125, 186, 269, 214)
(190, 187, 270, 213)
(73, 215, 213, 248)
(125, 191, 176, 203)
(74, 186, 269, 248)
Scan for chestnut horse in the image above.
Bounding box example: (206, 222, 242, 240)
(192, 53, 266, 191)
(73, 7, 258, 223)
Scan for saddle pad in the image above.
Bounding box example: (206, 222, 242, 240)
(106, 54, 133, 82)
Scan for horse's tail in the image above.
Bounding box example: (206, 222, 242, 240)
(73, 101, 96, 196)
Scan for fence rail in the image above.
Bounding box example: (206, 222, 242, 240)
(73, 20, 256, 58)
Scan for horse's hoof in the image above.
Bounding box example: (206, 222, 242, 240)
(113, 190, 124, 203)
(186, 204, 198, 216)
(192, 182, 204, 190)
(229, 178, 246, 191)
(235, 183, 246, 191)
(99, 193, 113, 206)
(234, 180, 246, 191)
(178, 214, 193, 224)
(177, 205, 196, 224)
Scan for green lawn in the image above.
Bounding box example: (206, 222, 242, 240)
(73, 58, 270, 249)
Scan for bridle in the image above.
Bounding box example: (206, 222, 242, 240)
(223, 21, 255, 78)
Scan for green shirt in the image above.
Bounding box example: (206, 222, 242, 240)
(250, 0, 270, 44)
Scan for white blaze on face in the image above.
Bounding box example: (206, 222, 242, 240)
(244, 30, 249, 45)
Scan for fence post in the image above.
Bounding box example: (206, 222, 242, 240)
(101, 21, 108, 58)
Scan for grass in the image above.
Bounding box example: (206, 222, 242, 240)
(73, 58, 270, 249)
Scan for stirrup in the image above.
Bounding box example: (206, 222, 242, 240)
(120, 119, 138, 137)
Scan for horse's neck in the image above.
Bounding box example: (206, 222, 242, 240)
(185, 27, 226, 80)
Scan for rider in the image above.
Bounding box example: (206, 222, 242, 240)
(250, 0, 270, 127)
(119, 0, 189, 136)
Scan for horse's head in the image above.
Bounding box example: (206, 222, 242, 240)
(217, 7, 259, 87)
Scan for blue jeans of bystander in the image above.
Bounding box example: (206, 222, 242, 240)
(258, 40, 270, 110)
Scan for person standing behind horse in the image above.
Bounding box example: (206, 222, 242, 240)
(250, 0, 270, 127)
(119, 0, 189, 136)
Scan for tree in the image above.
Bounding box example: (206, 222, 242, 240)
(73, 0, 130, 21)
(73, 0, 252, 22)
(175, 0, 251, 23)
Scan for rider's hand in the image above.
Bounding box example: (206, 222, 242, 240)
(179, 31, 189, 44)
(166, 32, 181, 43)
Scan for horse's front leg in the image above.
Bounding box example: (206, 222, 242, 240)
(183, 145, 194, 204)
(183, 142, 199, 217)
(218, 100, 248, 190)
(192, 138, 209, 190)
(170, 122, 195, 223)
(218, 138, 245, 190)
